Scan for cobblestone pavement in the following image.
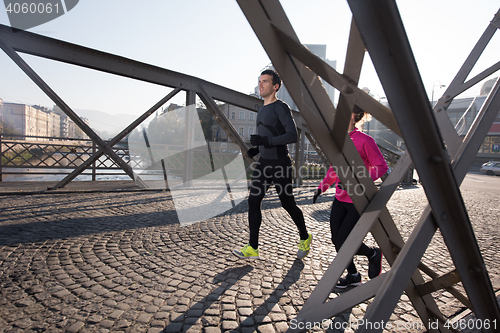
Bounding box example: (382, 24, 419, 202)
(0, 183, 499, 333)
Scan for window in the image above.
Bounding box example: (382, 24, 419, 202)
(239, 111, 245, 120)
(231, 112, 236, 120)
(248, 127, 254, 137)
(239, 127, 244, 137)
(249, 112, 255, 121)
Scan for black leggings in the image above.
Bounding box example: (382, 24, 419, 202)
(248, 158, 308, 249)
(330, 199, 373, 274)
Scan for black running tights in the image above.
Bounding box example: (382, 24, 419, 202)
(248, 159, 308, 249)
(330, 199, 373, 274)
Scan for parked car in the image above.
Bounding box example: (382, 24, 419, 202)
(480, 161, 500, 176)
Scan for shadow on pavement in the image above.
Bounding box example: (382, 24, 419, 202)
(162, 264, 254, 332)
(240, 259, 304, 327)
(290, 285, 355, 333)
(162, 259, 305, 332)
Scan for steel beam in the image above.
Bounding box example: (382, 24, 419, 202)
(434, 8, 500, 155)
(236, 2, 444, 331)
(197, 85, 253, 165)
(52, 88, 181, 189)
(416, 270, 462, 297)
(348, 0, 500, 330)
(360, 76, 500, 333)
(238, 0, 500, 332)
(271, 23, 401, 137)
(357, 76, 500, 331)
(0, 24, 318, 187)
(236, 0, 379, 213)
(332, 18, 365, 149)
(0, 24, 263, 114)
(0, 24, 269, 186)
(0, 36, 135, 183)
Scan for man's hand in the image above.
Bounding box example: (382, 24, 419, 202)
(247, 147, 259, 159)
(250, 135, 269, 147)
(312, 188, 321, 204)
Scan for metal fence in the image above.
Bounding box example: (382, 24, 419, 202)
(0, 134, 132, 181)
(0, 134, 334, 182)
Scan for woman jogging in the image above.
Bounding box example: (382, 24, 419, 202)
(313, 105, 388, 288)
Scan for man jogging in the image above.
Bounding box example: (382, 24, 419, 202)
(233, 69, 312, 260)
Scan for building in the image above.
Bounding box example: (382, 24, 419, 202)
(362, 77, 500, 163)
(53, 105, 90, 139)
(1, 102, 89, 140)
(1, 102, 44, 139)
(212, 104, 256, 143)
(448, 78, 499, 162)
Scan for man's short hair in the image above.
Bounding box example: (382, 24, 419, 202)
(261, 69, 282, 92)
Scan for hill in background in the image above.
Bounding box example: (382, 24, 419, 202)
(76, 109, 145, 140)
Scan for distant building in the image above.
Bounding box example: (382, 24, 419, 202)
(362, 77, 500, 162)
(166, 103, 182, 112)
(449, 77, 500, 161)
(1, 102, 46, 139)
(0, 102, 89, 140)
(212, 104, 256, 143)
(53, 105, 89, 139)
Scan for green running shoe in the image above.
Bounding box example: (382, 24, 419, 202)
(233, 244, 260, 259)
(297, 233, 312, 259)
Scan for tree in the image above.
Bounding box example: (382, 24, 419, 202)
(197, 108, 217, 142)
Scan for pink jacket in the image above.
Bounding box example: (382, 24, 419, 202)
(317, 128, 388, 203)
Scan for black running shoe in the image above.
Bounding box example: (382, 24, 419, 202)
(368, 248, 383, 279)
(336, 273, 362, 289)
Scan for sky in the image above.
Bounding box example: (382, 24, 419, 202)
(1, 0, 499, 118)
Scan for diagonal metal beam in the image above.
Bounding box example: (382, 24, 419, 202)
(444, 9, 500, 99)
(292, 153, 412, 327)
(332, 18, 365, 150)
(315, 11, 500, 332)
(416, 270, 462, 297)
(331, 75, 500, 331)
(236, 0, 379, 213)
(361, 11, 500, 320)
(0, 36, 135, 182)
(197, 85, 253, 165)
(0, 24, 323, 184)
(236, 1, 444, 331)
(0, 24, 263, 114)
(51, 88, 182, 189)
(433, 8, 500, 155)
(391, 242, 472, 310)
(271, 22, 401, 137)
(359, 76, 500, 332)
(348, 0, 500, 330)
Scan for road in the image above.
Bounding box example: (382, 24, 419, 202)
(461, 172, 500, 193)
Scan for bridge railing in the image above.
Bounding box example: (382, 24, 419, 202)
(0, 134, 333, 182)
(0, 134, 133, 181)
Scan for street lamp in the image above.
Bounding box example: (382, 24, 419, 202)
(431, 80, 446, 107)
